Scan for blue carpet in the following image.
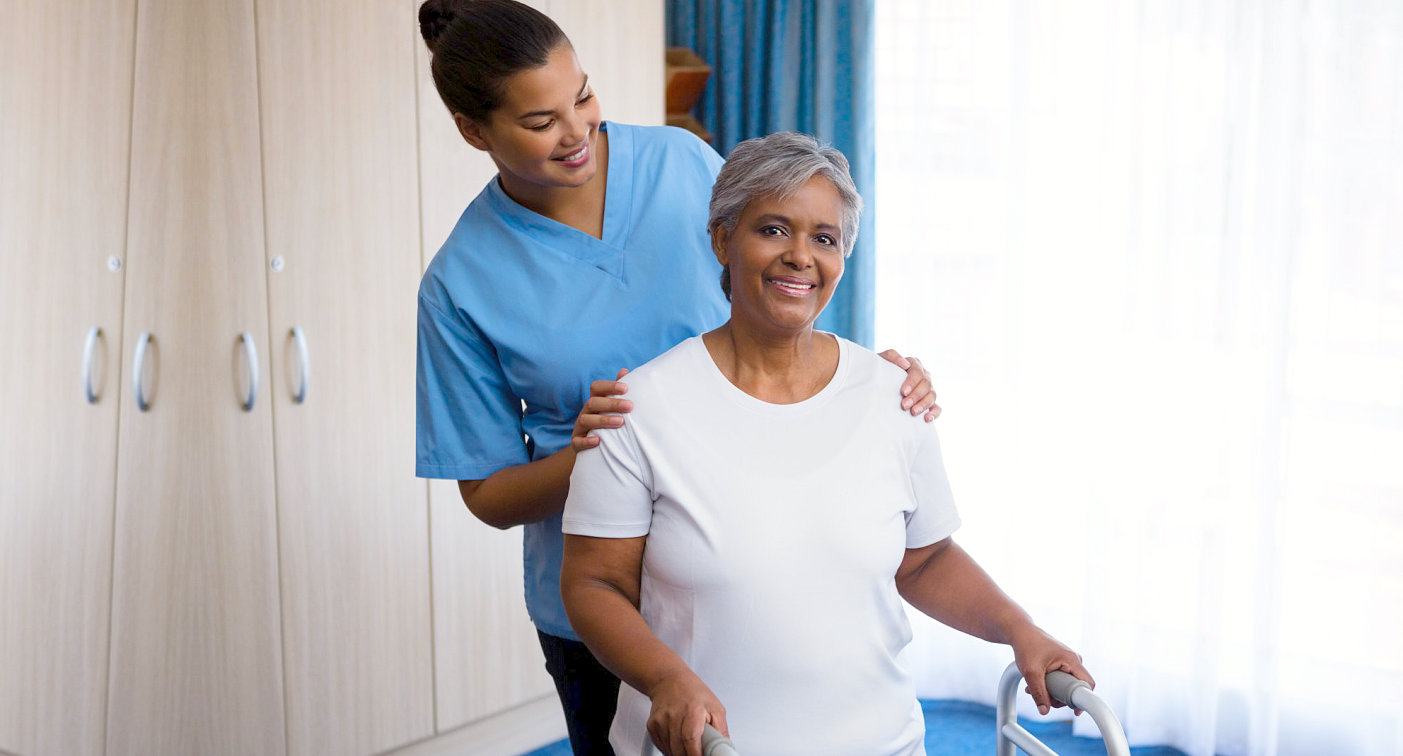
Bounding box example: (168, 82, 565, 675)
(519, 699, 1188, 755)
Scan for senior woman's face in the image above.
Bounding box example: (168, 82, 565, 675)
(713, 175, 846, 336)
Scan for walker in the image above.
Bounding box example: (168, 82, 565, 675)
(697, 662, 1130, 756)
(995, 662, 1129, 756)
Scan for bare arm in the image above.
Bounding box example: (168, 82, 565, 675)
(561, 534, 728, 756)
(456, 444, 577, 529)
(896, 537, 1094, 714)
(459, 372, 638, 529)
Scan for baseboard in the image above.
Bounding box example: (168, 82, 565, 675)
(381, 695, 567, 756)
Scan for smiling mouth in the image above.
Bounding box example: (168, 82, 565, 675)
(553, 144, 589, 164)
(768, 278, 817, 296)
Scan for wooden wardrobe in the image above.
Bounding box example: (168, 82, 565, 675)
(0, 1, 664, 754)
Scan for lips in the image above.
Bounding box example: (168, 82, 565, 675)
(552, 142, 590, 167)
(767, 276, 818, 297)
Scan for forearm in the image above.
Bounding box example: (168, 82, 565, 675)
(459, 445, 575, 529)
(562, 577, 695, 697)
(897, 540, 1036, 645)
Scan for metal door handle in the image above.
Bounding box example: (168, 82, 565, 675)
(240, 332, 259, 411)
(290, 327, 308, 404)
(132, 332, 152, 411)
(83, 327, 102, 403)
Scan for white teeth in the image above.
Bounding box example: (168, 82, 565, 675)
(558, 147, 586, 161)
(773, 280, 814, 290)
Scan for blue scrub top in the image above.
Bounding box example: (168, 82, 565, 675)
(416, 122, 730, 640)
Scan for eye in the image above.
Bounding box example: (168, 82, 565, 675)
(576, 90, 595, 107)
(528, 120, 554, 132)
(760, 225, 787, 237)
(814, 233, 837, 246)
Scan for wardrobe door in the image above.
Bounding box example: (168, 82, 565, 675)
(550, 0, 665, 128)
(0, 2, 135, 754)
(256, 0, 434, 753)
(415, 0, 555, 727)
(104, 0, 285, 753)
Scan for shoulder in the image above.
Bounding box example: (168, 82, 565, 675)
(617, 122, 725, 178)
(418, 185, 505, 314)
(838, 337, 909, 387)
(835, 337, 925, 433)
(620, 335, 705, 395)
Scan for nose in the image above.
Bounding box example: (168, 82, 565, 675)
(780, 237, 814, 270)
(561, 109, 590, 147)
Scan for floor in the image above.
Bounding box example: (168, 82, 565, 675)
(520, 698, 1189, 755)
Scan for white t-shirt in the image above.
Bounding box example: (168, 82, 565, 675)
(562, 335, 961, 756)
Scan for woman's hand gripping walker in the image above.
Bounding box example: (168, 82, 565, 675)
(996, 663, 1129, 756)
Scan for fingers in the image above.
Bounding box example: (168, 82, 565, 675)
(1024, 670, 1053, 716)
(878, 348, 913, 370)
(589, 378, 630, 399)
(616, 367, 631, 380)
(571, 392, 636, 450)
(711, 707, 730, 739)
(649, 708, 708, 756)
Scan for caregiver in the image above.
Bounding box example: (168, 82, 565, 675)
(415, 1, 939, 753)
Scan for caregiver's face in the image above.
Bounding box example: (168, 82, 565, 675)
(714, 175, 846, 336)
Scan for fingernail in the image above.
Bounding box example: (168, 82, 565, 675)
(1039, 706, 1048, 715)
(902, 399, 912, 409)
(610, 417, 624, 426)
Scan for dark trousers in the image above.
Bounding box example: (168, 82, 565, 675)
(538, 630, 621, 756)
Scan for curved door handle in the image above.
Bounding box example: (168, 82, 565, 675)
(83, 327, 102, 404)
(132, 332, 152, 411)
(290, 327, 308, 404)
(239, 332, 259, 411)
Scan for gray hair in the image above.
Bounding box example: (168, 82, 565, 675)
(708, 132, 863, 299)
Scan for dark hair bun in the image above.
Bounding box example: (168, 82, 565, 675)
(419, 0, 466, 54)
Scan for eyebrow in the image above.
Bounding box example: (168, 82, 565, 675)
(755, 213, 841, 233)
(517, 76, 590, 121)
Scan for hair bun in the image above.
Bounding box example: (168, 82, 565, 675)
(419, 0, 467, 53)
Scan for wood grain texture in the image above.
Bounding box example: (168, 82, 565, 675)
(381, 693, 566, 756)
(549, 0, 666, 128)
(105, 0, 286, 753)
(257, 0, 434, 753)
(0, 1, 135, 753)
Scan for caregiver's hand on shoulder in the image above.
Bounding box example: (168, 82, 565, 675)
(1010, 625, 1095, 716)
(571, 368, 633, 451)
(647, 672, 729, 756)
(879, 349, 941, 422)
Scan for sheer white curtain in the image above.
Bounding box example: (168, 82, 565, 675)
(875, 2, 1402, 755)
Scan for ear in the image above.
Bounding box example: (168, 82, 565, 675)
(709, 225, 731, 266)
(454, 113, 491, 152)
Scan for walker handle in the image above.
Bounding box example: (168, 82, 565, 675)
(701, 723, 739, 756)
(996, 662, 1130, 756)
(1046, 669, 1092, 708)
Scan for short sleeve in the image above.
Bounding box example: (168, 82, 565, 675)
(416, 292, 531, 480)
(562, 422, 654, 538)
(904, 424, 962, 548)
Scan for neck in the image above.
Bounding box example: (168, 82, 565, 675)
(496, 129, 609, 239)
(703, 322, 838, 404)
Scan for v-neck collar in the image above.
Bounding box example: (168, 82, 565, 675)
(486, 121, 632, 279)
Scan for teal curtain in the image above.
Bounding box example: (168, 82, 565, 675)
(668, 0, 876, 347)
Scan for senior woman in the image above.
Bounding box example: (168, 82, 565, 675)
(560, 132, 1091, 756)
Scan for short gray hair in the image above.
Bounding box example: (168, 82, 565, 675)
(708, 132, 863, 299)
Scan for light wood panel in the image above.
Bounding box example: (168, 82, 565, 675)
(257, 1, 433, 753)
(105, 0, 285, 753)
(0, 2, 135, 753)
(384, 694, 567, 756)
(414, 0, 555, 729)
(550, 0, 666, 128)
